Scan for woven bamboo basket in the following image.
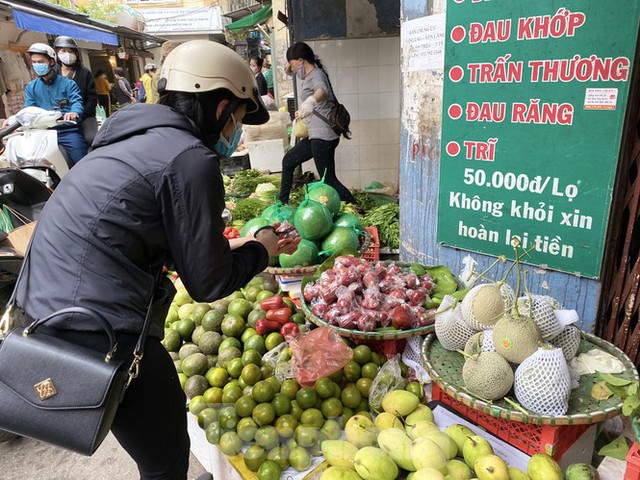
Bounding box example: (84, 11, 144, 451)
(421, 332, 639, 425)
(264, 230, 371, 276)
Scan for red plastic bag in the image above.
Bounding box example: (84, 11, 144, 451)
(287, 326, 353, 387)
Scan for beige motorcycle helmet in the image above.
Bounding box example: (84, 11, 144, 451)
(159, 40, 268, 125)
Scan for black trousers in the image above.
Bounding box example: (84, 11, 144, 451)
(279, 137, 357, 205)
(46, 328, 190, 480)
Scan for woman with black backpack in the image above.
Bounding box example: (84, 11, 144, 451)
(278, 42, 358, 205)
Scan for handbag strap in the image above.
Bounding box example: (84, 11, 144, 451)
(0, 219, 164, 389)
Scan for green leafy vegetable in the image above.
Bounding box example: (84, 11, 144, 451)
(362, 203, 399, 249)
(232, 198, 269, 222)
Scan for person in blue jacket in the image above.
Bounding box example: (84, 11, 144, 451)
(23, 43, 88, 166)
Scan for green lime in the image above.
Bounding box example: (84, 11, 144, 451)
(219, 431, 242, 456)
(244, 445, 266, 472)
(255, 425, 279, 450)
(314, 377, 334, 399)
(218, 406, 238, 430)
(406, 381, 424, 400)
(343, 361, 361, 383)
(356, 377, 373, 398)
(328, 369, 344, 385)
(252, 402, 276, 426)
(219, 337, 242, 351)
(205, 367, 228, 388)
(294, 425, 318, 448)
(237, 417, 258, 442)
(221, 384, 243, 404)
(161, 328, 181, 352)
(291, 313, 305, 325)
(197, 407, 219, 429)
(275, 414, 298, 438)
(174, 319, 195, 341)
(264, 376, 281, 395)
(290, 400, 303, 421)
(235, 395, 257, 418)
(265, 332, 285, 351)
(260, 364, 274, 379)
(280, 379, 300, 399)
(321, 397, 344, 419)
(244, 335, 267, 355)
(241, 363, 262, 386)
(228, 298, 253, 318)
(227, 357, 244, 378)
(321, 419, 342, 440)
(253, 380, 276, 403)
(267, 445, 290, 471)
(247, 309, 267, 328)
(192, 303, 212, 325)
(201, 310, 224, 332)
(241, 327, 258, 343)
(338, 407, 353, 429)
(188, 395, 207, 415)
(256, 290, 276, 302)
(237, 377, 247, 390)
(353, 345, 373, 365)
(341, 384, 362, 409)
(205, 421, 221, 444)
(300, 408, 324, 428)
(242, 349, 263, 367)
(372, 352, 387, 366)
(203, 387, 223, 405)
(221, 314, 246, 338)
(289, 446, 312, 472)
(257, 459, 282, 480)
(361, 362, 379, 380)
(295, 387, 318, 410)
(271, 393, 292, 416)
(244, 285, 262, 303)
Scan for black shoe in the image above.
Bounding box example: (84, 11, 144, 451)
(195, 474, 213, 480)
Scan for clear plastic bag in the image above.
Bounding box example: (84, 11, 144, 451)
(292, 118, 308, 138)
(288, 326, 353, 387)
(368, 355, 408, 412)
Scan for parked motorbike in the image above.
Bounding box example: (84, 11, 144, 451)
(3, 107, 73, 189)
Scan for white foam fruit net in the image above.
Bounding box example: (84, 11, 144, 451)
(550, 325, 581, 361)
(435, 295, 476, 351)
(464, 331, 496, 355)
(461, 284, 503, 331)
(403, 336, 430, 384)
(517, 294, 562, 339)
(514, 346, 571, 416)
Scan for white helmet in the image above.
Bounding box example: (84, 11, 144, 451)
(28, 43, 56, 62)
(159, 40, 268, 125)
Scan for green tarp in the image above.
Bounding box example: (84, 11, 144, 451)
(226, 4, 272, 32)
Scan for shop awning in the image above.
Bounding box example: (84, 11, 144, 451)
(226, 3, 271, 32)
(13, 8, 119, 45)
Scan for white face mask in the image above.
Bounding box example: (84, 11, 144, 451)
(59, 52, 77, 65)
(250, 66, 260, 74)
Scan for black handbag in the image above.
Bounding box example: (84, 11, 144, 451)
(312, 79, 352, 139)
(0, 229, 160, 455)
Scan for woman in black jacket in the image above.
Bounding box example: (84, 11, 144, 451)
(54, 36, 98, 148)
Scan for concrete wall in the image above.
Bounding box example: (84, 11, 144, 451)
(398, 0, 601, 332)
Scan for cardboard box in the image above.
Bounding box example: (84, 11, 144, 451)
(1, 221, 36, 257)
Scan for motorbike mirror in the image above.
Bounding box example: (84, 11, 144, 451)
(13, 107, 62, 130)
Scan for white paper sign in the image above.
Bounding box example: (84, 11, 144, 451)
(401, 13, 446, 72)
(584, 88, 619, 110)
(143, 6, 224, 33)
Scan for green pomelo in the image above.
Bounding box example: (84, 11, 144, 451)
(294, 199, 333, 240)
(321, 227, 360, 257)
(308, 182, 341, 216)
(242, 217, 270, 238)
(279, 239, 319, 268)
(334, 212, 364, 232)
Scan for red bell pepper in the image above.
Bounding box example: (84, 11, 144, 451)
(260, 296, 285, 311)
(280, 322, 299, 338)
(256, 319, 281, 336)
(266, 307, 292, 325)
